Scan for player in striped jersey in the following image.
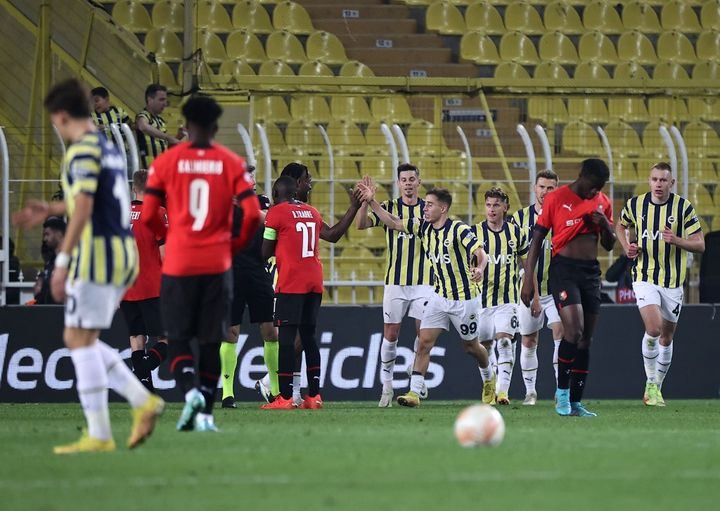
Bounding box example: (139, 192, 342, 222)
(356, 164, 434, 407)
(90, 87, 130, 140)
(135, 84, 181, 169)
(510, 170, 563, 406)
(14, 79, 162, 453)
(473, 188, 528, 405)
(359, 181, 494, 408)
(616, 162, 704, 406)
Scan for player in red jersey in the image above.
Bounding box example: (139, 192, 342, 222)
(119, 169, 168, 391)
(142, 95, 260, 431)
(521, 159, 615, 417)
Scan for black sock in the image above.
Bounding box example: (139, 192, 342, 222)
(198, 342, 221, 414)
(131, 349, 154, 391)
(570, 348, 590, 403)
(146, 341, 168, 371)
(557, 340, 577, 390)
(169, 340, 195, 395)
(279, 325, 298, 399)
(300, 325, 320, 397)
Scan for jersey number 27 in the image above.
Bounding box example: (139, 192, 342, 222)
(296, 221, 316, 258)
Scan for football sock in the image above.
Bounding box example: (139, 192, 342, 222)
(292, 373, 302, 401)
(97, 341, 149, 408)
(641, 333, 659, 384)
(199, 342, 221, 414)
(556, 339, 577, 390)
(487, 340, 498, 375)
(70, 344, 112, 441)
(219, 341, 238, 399)
(413, 336, 420, 354)
(410, 372, 425, 395)
(146, 341, 167, 371)
(553, 339, 561, 382)
(130, 349, 152, 390)
(570, 348, 590, 403)
(380, 338, 397, 389)
(657, 341, 673, 387)
(263, 340, 279, 396)
(261, 373, 271, 389)
(478, 364, 493, 382)
(496, 337, 514, 394)
(169, 340, 196, 395)
(299, 325, 321, 397)
(278, 326, 297, 399)
(520, 344, 538, 394)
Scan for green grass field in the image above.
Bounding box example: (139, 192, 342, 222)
(1, 400, 718, 510)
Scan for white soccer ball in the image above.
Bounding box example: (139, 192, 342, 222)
(454, 404, 505, 448)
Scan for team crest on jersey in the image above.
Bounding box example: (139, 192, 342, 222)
(508, 240, 517, 248)
(443, 238, 452, 247)
(469, 313, 476, 320)
(667, 215, 676, 225)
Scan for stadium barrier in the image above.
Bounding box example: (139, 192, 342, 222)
(1, 305, 718, 403)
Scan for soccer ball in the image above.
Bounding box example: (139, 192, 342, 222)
(454, 404, 505, 447)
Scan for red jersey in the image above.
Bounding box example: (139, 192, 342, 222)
(123, 200, 167, 301)
(144, 142, 255, 276)
(265, 201, 324, 294)
(536, 185, 613, 256)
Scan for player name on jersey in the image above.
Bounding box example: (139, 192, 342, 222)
(178, 159, 223, 174)
(292, 210, 314, 219)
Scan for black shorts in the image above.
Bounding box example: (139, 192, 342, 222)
(274, 292, 322, 327)
(549, 255, 602, 314)
(231, 268, 274, 325)
(161, 271, 232, 344)
(119, 298, 164, 337)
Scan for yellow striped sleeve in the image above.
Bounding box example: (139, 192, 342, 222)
(368, 200, 388, 228)
(67, 143, 101, 196)
(684, 202, 701, 235)
(458, 223, 482, 254)
(518, 226, 529, 257)
(619, 199, 635, 228)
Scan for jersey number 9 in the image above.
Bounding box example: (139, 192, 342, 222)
(189, 178, 210, 231)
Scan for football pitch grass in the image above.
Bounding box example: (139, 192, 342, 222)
(1, 400, 718, 510)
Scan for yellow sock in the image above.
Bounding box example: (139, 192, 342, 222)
(220, 342, 238, 399)
(264, 340, 279, 396)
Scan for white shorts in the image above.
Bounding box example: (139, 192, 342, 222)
(476, 303, 518, 341)
(632, 281, 684, 323)
(65, 280, 127, 330)
(420, 294, 482, 341)
(382, 285, 434, 324)
(518, 294, 561, 336)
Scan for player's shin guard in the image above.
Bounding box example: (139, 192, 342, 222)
(496, 338, 514, 394)
(263, 340, 279, 396)
(520, 345, 538, 394)
(380, 338, 398, 389)
(70, 344, 112, 441)
(657, 342, 673, 387)
(146, 341, 167, 371)
(278, 326, 297, 399)
(97, 341, 150, 408)
(570, 348, 590, 403)
(641, 333, 659, 384)
(556, 340, 577, 390)
(553, 339, 561, 383)
(299, 325, 321, 397)
(199, 342, 221, 414)
(219, 341, 238, 399)
(169, 340, 196, 395)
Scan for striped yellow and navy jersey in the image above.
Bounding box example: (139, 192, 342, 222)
(61, 131, 138, 287)
(510, 204, 552, 296)
(404, 217, 482, 301)
(368, 198, 434, 286)
(92, 106, 130, 139)
(135, 109, 168, 169)
(620, 192, 701, 288)
(472, 221, 528, 307)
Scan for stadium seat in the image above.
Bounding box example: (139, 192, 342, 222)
(198, 30, 227, 63)
(640, 121, 667, 158)
(701, 0, 720, 30)
(577, 32, 618, 65)
(618, 31, 658, 64)
(574, 61, 611, 80)
(339, 60, 376, 78)
(254, 96, 291, 123)
(365, 122, 392, 154)
(539, 32, 578, 64)
(266, 30, 306, 64)
(112, 1, 153, 32)
(272, 1, 314, 34)
(661, 0, 703, 32)
(195, 0, 233, 32)
(464, 1, 505, 35)
(446, 183, 473, 217)
(697, 30, 720, 61)
(605, 120, 642, 157)
(157, 61, 179, 89)
(622, 1, 662, 33)
(534, 61, 569, 79)
(371, 97, 415, 124)
(326, 120, 367, 156)
(583, 1, 624, 34)
(609, 97, 649, 122)
(331, 96, 373, 124)
(494, 61, 530, 79)
(504, 1, 545, 35)
(567, 98, 609, 123)
(232, 1, 274, 33)
(687, 183, 714, 215)
(407, 120, 449, 156)
(299, 60, 333, 77)
(683, 120, 720, 157)
(226, 30, 267, 63)
(653, 61, 690, 80)
(528, 97, 569, 123)
(426, 1, 466, 35)
(258, 60, 295, 80)
(290, 96, 331, 123)
(151, 1, 183, 31)
(460, 32, 500, 64)
(218, 59, 256, 82)
(693, 59, 720, 79)
(499, 32, 540, 66)
(306, 31, 348, 65)
(657, 31, 697, 64)
(354, 225, 387, 250)
(543, 1, 583, 34)
(694, 160, 717, 183)
(562, 121, 603, 155)
(145, 29, 183, 62)
(614, 61, 651, 80)
(613, 160, 639, 183)
(688, 97, 720, 121)
(286, 119, 325, 155)
(648, 97, 690, 121)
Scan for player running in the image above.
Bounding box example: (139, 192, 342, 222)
(356, 163, 434, 407)
(616, 162, 704, 406)
(510, 170, 563, 405)
(14, 79, 163, 453)
(474, 187, 528, 405)
(142, 95, 260, 431)
(521, 159, 615, 417)
(359, 180, 494, 408)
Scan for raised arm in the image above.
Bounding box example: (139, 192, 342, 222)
(320, 188, 363, 243)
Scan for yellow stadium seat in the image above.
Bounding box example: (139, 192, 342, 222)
(426, 1, 466, 35)
(331, 96, 373, 124)
(298, 60, 333, 77)
(407, 120, 449, 156)
(113, 1, 153, 32)
(286, 120, 325, 155)
(539, 32, 578, 64)
(608, 97, 649, 122)
(577, 32, 618, 65)
(528, 97, 569, 123)
(494, 62, 530, 79)
(371, 97, 415, 124)
(218, 59, 256, 82)
(266, 30, 306, 64)
(326, 120, 367, 155)
(354, 225, 386, 250)
(622, 1, 662, 33)
(306, 31, 348, 65)
(152, 1, 183, 31)
(618, 31, 658, 64)
(232, 0, 274, 33)
(157, 61, 179, 89)
(693, 60, 720, 79)
(657, 31, 697, 64)
(574, 61, 611, 80)
(701, 0, 720, 30)
(653, 61, 690, 80)
(684, 120, 720, 157)
(640, 122, 669, 158)
(198, 29, 227, 63)
(614, 61, 651, 80)
(272, 0, 314, 34)
(697, 30, 720, 61)
(257, 122, 288, 154)
(226, 29, 267, 62)
(195, 0, 233, 32)
(460, 32, 500, 64)
(568, 98, 609, 123)
(648, 97, 689, 121)
(290, 96, 331, 123)
(327, 159, 361, 180)
(604, 120, 642, 157)
(253, 96, 291, 123)
(613, 160, 639, 183)
(583, 1, 624, 34)
(145, 29, 183, 62)
(694, 160, 717, 183)
(339, 60, 376, 78)
(258, 59, 295, 79)
(687, 183, 714, 215)
(562, 121, 603, 155)
(543, 1, 583, 34)
(504, 1, 545, 35)
(499, 32, 540, 65)
(688, 97, 720, 121)
(446, 183, 473, 218)
(365, 122, 392, 154)
(465, 1, 505, 35)
(534, 61, 569, 79)
(661, 0, 703, 32)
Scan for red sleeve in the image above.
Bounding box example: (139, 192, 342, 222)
(536, 190, 555, 230)
(230, 161, 261, 255)
(265, 205, 280, 230)
(603, 195, 613, 226)
(156, 206, 168, 243)
(142, 160, 168, 238)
